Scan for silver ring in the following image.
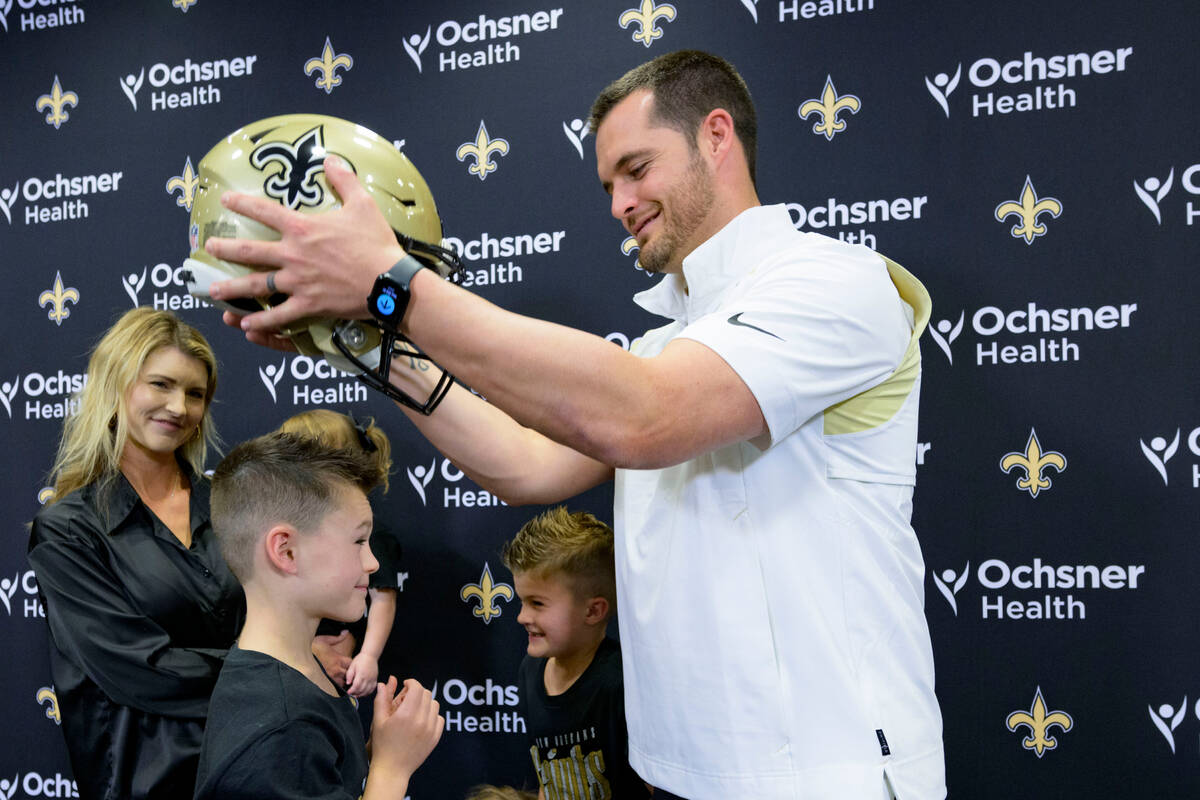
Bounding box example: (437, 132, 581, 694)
(265, 271, 278, 294)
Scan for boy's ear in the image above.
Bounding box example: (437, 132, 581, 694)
(583, 596, 609, 626)
(264, 524, 301, 575)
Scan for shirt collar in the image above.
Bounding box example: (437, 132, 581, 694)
(632, 204, 795, 323)
(89, 460, 210, 536)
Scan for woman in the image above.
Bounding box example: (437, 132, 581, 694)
(276, 410, 401, 704)
(28, 307, 243, 800)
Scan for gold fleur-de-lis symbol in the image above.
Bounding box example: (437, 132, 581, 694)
(166, 157, 199, 211)
(304, 36, 354, 94)
(1000, 428, 1066, 498)
(38, 270, 80, 327)
(619, 0, 677, 48)
(798, 76, 860, 141)
(36, 75, 79, 130)
(38, 487, 57, 505)
(459, 563, 514, 625)
(1006, 687, 1073, 757)
(995, 176, 1062, 244)
(37, 687, 61, 725)
(172, 0, 198, 11)
(456, 121, 510, 181)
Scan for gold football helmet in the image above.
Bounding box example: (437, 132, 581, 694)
(182, 114, 462, 413)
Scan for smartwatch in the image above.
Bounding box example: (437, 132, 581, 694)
(368, 254, 424, 333)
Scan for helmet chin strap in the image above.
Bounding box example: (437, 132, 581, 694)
(332, 231, 465, 415)
(332, 324, 455, 415)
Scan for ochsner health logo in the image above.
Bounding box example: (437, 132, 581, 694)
(0, 376, 18, 418)
(1134, 169, 1173, 224)
(1140, 429, 1180, 485)
(931, 562, 970, 615)
(924, 64, 961, 117)
(119, 53, 258, 112)
(0, 182, 18, 224)
(926, 45, 1133, 118)
(1139, 425, 1200, 488)
(402, 8, 564, 74)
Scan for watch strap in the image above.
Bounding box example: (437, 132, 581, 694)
(384, 254, 424, 291)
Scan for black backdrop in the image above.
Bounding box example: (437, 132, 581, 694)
(2, 1, 1198, 798)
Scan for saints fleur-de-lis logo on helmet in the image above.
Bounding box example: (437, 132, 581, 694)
(995, 176, 1062, 244)
(798, 76, 860, 140)
(38, 270, 80, 326)
(460, 563, 514, 625)
(251, 126, 335, 209)
(619, 0, 677, 48)
(166, 157, 200, 211)
(1006, 687, 1073, 757)
(36, 75, 79, 130)
(304, 36, 354, 94)
(456, 121, 509, 181)
(1000, 428, 1066, 498)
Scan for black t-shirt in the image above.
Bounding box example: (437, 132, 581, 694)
(194, 647, 368, 800)
(518, 638, 650, 799)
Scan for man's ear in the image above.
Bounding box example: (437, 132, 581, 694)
(264, 524, 301, 575)
(584, 596, 610, 626)
(697, 107, 736, 162)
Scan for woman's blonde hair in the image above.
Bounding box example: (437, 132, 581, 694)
(276, 409, 393, 492)
(47, 307, 219, 502)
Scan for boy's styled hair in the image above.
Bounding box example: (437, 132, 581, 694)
(210, 432, 380, 582)
(588, 49, 758, 186)
(501, 507, 616, 609)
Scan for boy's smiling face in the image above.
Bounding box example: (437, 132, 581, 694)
(298, 483, 378, 624)
(513, 570, 593, 661)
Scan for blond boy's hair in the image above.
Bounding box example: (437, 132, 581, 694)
(500, 506, 616, 610)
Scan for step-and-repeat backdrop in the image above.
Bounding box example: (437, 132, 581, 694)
(2, 1, 1197, 797)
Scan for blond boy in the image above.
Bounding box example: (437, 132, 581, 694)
(502, 507, 649, 799)
(197, 433, 442, 800)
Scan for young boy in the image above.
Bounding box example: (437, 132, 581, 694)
(197, 433, 443, 800)
(502, 507, 650, 799)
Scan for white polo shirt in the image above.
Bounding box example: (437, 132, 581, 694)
(614, 204, 945, 799)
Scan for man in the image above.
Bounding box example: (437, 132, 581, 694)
(206, 50, 945, 800)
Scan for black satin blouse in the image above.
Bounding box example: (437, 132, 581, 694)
(28, 468, 244, 800)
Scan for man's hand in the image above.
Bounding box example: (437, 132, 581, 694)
(205, 154, 404, 337)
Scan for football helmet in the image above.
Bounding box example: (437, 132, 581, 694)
(182, 114, 463, 413)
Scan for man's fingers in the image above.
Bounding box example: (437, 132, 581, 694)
(208, 267, 277, 301)
(220, 190, 299, 232)
(221, 313, 299, 353)
(235, 298, 310, 333)
(324, 156, 367, 206)
(206, 235, 284, 270)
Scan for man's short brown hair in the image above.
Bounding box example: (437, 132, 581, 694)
(589, 49, 758, 185)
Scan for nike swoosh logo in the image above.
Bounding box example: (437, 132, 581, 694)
(727, 312, 783, 341)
